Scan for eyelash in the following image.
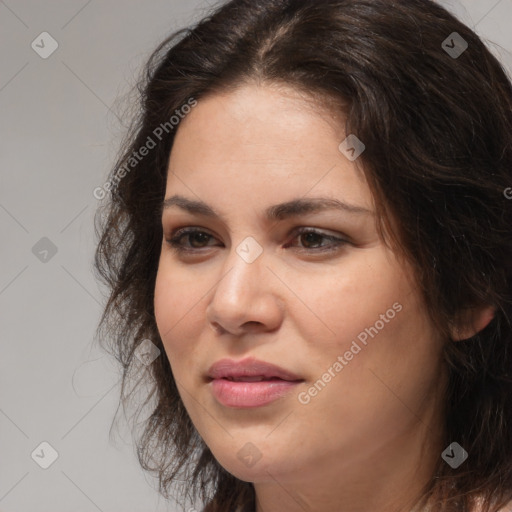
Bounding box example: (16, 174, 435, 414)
(165, 227, 349, 255)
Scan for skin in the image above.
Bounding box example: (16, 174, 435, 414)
(154, 82, 450, 512)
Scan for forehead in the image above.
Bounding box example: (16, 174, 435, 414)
(173, 82, 347, 151)
(165, 84, 373, 212)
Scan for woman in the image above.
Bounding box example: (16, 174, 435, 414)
(94, 0, 512, 510)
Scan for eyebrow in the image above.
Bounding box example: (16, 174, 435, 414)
(161, 194, 372, 221)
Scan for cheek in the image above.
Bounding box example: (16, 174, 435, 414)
(294, 250, 442, 415)
(322, 287, 440, 422)
(154, 271, 176, 345)
(153, 261, 204, 362)
(291, 249, 413, 356)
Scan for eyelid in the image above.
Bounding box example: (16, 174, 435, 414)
(164, 225, 350, 254)
(292, 226, 349, 241)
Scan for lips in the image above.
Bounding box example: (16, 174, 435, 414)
(206, 357, 304, 408)
(207, 357, 303, 382)
(223, 376, 284, 382)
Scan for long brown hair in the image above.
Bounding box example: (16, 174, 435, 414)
(94, 1, 512, 510)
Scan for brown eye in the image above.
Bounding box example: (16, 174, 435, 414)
(166, 228, 219, 252)
(286, 228, 349, 253)
(298, 231, 326, 249)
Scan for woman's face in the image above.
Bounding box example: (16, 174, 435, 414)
(154, 83, 447, 502)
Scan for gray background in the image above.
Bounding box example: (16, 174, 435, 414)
(1, 1, 511, 511)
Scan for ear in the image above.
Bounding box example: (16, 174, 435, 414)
(450, 305, 495, 341)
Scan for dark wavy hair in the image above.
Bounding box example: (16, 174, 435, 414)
(93, 0, 512, 510)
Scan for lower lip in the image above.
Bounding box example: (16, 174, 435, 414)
(210, 378, 302, 408)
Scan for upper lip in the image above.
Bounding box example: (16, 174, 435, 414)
(207, 357, 303, 381)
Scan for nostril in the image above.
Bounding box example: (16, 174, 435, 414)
(210, 322, 225, 334)
(243, 321, 263, 330)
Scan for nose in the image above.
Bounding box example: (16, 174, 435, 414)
(205, 243, 284, 336)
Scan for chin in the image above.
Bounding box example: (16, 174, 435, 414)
(211, 445, 293, 484)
